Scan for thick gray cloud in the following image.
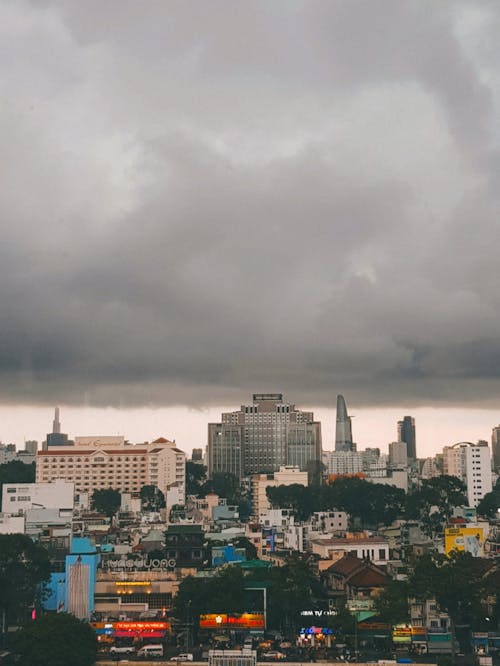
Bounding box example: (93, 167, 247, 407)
(1, 0, 500, 408)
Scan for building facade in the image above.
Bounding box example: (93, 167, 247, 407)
(335, 395, 354, 452)
(207, 394, 322, 479)
(397, 416, 416, 460)
(36, 437, 186, 502)
(492, 426, 500, 472)
(442, 441, 492, 507)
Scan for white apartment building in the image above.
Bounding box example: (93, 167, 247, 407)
(442, 442, 492, 507)
(322, 451, 363, 476)
(309, 534, 390, 565)
(36, 437, 186, 503)
(2, 479, 74, 514)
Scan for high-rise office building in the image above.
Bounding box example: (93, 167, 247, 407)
(335, 395, 354, 452)
(492, 426, 500, 471)
(207, 393, 322, 479)
(397, 416, 416, 460)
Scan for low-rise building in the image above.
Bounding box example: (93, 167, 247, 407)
(309, 533, 390, 565)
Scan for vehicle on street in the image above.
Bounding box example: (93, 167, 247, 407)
(170, 653, 194, 661)
(137, 644, 164, 658)
(109, 645, 135, 655)
(262, 651, 286, 660)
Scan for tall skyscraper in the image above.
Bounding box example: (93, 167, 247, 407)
(207, 393, 322, 479)
(46, 407, 72, 448)
(492, 426, 500, 471)
(397, 416, 416, 460)
(335, 395, 354, 452)
(53, 406, 61, 434)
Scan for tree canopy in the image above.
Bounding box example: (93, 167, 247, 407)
(267, 477, 405, 526)
(0, 534, 51, 626)
(405, 476, 467, 537)
(373, 579, 410, 626)
(0, 461, 35, 510)
(140, 484, 166, 511)
(186, 461, 207, 496)
(476, 479, 500, 519)
(408, 551, 489, 631)
(11, 612, 97, 666)
(201, 472, 240, 504)
(91, 487, 121, 518)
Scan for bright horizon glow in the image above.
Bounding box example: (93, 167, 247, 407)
(0, 404, 496, 460)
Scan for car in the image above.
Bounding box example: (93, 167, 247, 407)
(262, 651, 286, 660)
(170, 654, 194, 662)
(110, 646, 135, 655)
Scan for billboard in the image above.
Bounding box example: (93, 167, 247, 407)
(445, 527, 484, 557)
(200, 613, 265, 629)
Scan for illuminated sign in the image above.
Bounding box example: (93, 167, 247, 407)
(300, 627, 334, 635)
(300, 610, 337, 617)
(200, 613, 265, 629)
(114, 622, 168, 631)
(114, 581, 151, 587)
(393, 626, 412, 644)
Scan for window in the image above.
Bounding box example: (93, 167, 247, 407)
(378, 549, 386, 560)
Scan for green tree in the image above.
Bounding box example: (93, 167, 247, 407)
(406, 476, 467, 537)
(186, 462, 207, 496)
(0, 461, 35, 510)
(267, 483, 317, 521)
(373, 579, 410, 626)
(12, 612, 97, 666)
(0, 534, 51, 627)
(266, 556, 323, 632)
(408, 551, 489, 654)
(173, 566, 247, 641)
(202, 472, 240, 504)
(477, 479, 500, 519)
(140, 485, 166, 511)
(91, 487, 121, 518)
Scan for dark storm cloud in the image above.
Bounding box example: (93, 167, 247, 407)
(1, 0, 499, 407)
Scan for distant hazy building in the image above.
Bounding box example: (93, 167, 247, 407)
(25, 440, 38, 455)
(442, 441, 492, 507)
(388, 441, 408, 467)
(323, 450, 363, 476)
(191, 448, 204, 463)
(492, 426, 500, 471)
(335, 395, 354, 452)
(207, 393, 322, 479)
(397, 416, 416, 460)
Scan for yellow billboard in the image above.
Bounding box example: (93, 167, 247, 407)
(445, 527, 484, 557)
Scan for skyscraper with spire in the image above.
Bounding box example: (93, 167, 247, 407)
(335, 395, 354, 452)
(53, 406, 61, 434)
(45, 407, 72, 448)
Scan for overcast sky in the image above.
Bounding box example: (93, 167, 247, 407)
(1, 1, 500, 453)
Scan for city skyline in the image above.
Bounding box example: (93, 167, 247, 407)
(0, 402, 498, 461)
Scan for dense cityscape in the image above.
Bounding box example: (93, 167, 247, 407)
(0, 394, 499, 665)
(2, 1, 500, 665)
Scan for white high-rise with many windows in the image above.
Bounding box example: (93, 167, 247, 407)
(442, 441, 492, 507)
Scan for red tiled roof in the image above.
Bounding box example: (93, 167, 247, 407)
(326, 553, 364, 576)
(347, 567, 389, 589)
